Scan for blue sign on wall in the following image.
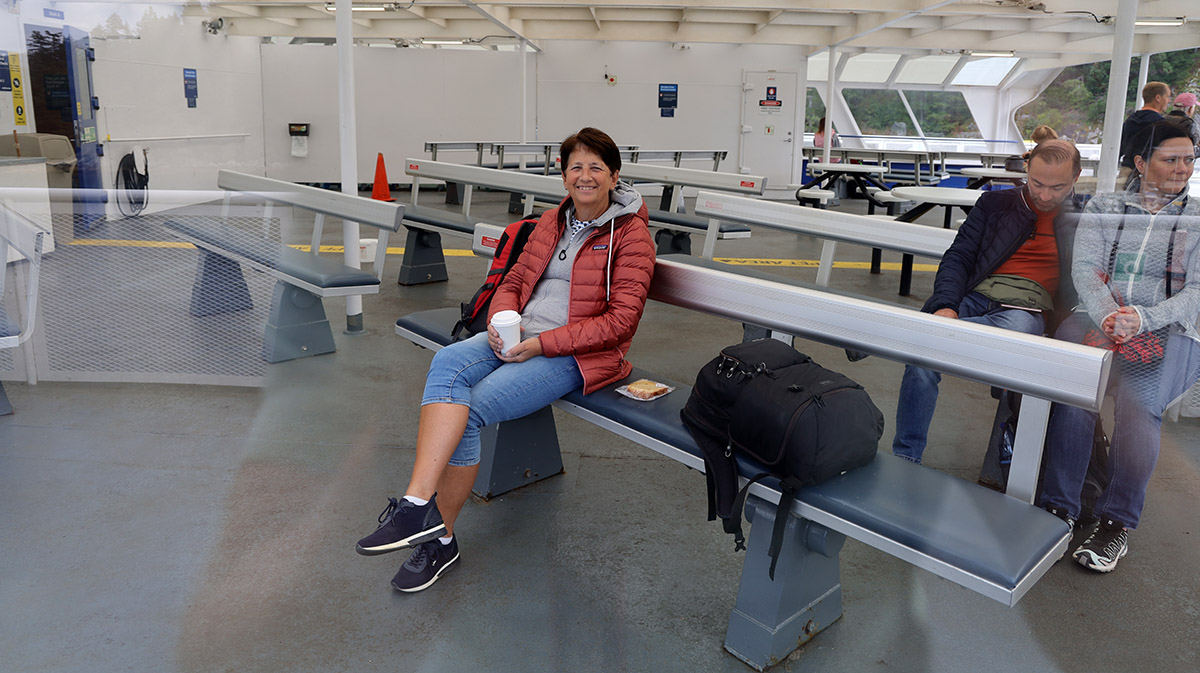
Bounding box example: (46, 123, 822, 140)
(0, 51, 10, 92)
(183, 68, 198, 108)
(44, 8, 65, 20)
(658, 83, 678, 108)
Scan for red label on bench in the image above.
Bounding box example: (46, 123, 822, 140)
(740, 180, 755, 188)
(481, 236, 500, 249)
(703, 200, 723, 210)
(408, 163, 419, 170)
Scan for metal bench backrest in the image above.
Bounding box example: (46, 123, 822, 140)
(620, 163, 766, 195)
(404, 158, 566, 201)
(0, 200, 46, 350)
(216, 170, 403, 279)
(648, 255, 1111, 503)
(694, 190, 955, 259)
(216, 170, 404, 234)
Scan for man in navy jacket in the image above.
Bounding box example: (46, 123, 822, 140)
(892, 140, 1083, 464)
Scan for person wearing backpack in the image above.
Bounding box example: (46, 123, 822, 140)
(354, 127, 656, 592)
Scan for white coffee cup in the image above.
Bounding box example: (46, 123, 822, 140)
(490, 310, 522, 356)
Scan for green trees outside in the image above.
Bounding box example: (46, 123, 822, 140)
(1017, 49, 1200, 143)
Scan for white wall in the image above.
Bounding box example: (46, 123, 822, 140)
(93, 13, 265, 215)
(259, 40, 810, 185)
(532, 41, 809, 181)
(261, 43, 534, 183)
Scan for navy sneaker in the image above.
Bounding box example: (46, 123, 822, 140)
(1045, 506, 1077, 532)
(1073, 518, 1129, 573)
(355, 495, 446, 556)
(392, 538, 460, 593)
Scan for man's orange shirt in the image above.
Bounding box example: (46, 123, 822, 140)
(992, 207, 1059, 296)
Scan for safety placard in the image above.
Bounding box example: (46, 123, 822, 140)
(0, 51, 10, 91)
(183, 68, 198, 108)
(10, 53, 25, 125)
(758, 99, 782, 115)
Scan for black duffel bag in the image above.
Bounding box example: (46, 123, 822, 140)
(681, 339, 884, 577)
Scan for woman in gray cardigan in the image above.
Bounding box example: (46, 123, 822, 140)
(1040, 121, 1200, 573)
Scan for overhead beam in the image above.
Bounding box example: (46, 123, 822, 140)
(756, 10, 783, 34)
(589, 6, 601, 31)
(829, 0, 960, 48)
(458, 0, 541, 52)
(403, 5, 448, 30)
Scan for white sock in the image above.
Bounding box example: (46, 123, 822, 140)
(402, 494, 429, 506)
(439, 535, 454, 545)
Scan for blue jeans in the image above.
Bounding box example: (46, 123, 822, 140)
(1039, 312, 1200, 528)
(892, 291, 1045, 463)
(421, 333, 584, 467)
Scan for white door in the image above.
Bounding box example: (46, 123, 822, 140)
(740, 71, 797, 196)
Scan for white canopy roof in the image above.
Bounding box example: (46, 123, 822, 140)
(169, 0, 1200, 71)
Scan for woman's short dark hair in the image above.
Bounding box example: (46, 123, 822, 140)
(1131, 120, 1193, 163)
(560, 127, 621, 174)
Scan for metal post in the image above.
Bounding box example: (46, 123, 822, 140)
(1096, 0, 1138, 194)
(823, 47, 836, 166)
(794, 49, 809, 188)
(1136, 52, 1151, 108)
(335, 0, 363, 333)
(520, 41, 528, 144)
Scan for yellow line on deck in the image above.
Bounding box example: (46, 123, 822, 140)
(65, 240, 937, 271)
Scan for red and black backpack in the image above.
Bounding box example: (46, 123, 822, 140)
(451, 216, 539, 341)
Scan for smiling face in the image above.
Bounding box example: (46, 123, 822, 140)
(562, 147, 618, 220)
(1136, 136, 1196, 197)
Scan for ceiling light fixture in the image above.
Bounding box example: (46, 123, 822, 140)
(325, 4, 390, 12)
(423, 38, 466, 45)
(1134, 18, 1185, 27)
(972, 50, 1015, 58)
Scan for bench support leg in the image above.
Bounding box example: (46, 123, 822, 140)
(654, 229, 692, 256)
(396, 229, 449, 286)
(189, 251, 253, 317)
(724, 496, 845, 671)
(444, 181, 462, 205)
(0, 380, 12, 416)
(261, 280, 336, 363)
(899, 253, 914, 297)
(473, 405, 564, 500)
(815, 241, 837, 287)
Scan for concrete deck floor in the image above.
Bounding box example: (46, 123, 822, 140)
(2, 186, 1198, 673)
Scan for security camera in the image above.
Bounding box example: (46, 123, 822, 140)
(205, 17, 224, 35)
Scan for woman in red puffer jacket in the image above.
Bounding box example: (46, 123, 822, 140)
(354, 127, 656, 592)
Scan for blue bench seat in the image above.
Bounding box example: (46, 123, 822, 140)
(164, 217, 379, 363)
(165, 217, 380, 291)
(394, 306, 1069, 604)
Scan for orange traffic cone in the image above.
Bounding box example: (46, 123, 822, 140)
(371, 153, 395, 201)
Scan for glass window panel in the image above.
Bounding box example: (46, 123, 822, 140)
(952, 57, 1019, 86)
(840, 53, 901, 83)
(807, 53, 830, 82)
(805, 88, 825, 132)
(842, 89, 909, 136)
(905, 90, 981, 138)
(896, 55, 960, 85)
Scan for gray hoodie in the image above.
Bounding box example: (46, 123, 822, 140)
(1072, 186, 1200, 341)
(520, 181, 645, 338)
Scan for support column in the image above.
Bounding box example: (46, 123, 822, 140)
(335, 0, 363, 333)
(823, 47, 837, 166)
(1136, 53, 1151, 108)
(1096, 0, 1139, 194)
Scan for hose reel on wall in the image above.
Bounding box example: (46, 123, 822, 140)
(115, 147, 149, 216)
